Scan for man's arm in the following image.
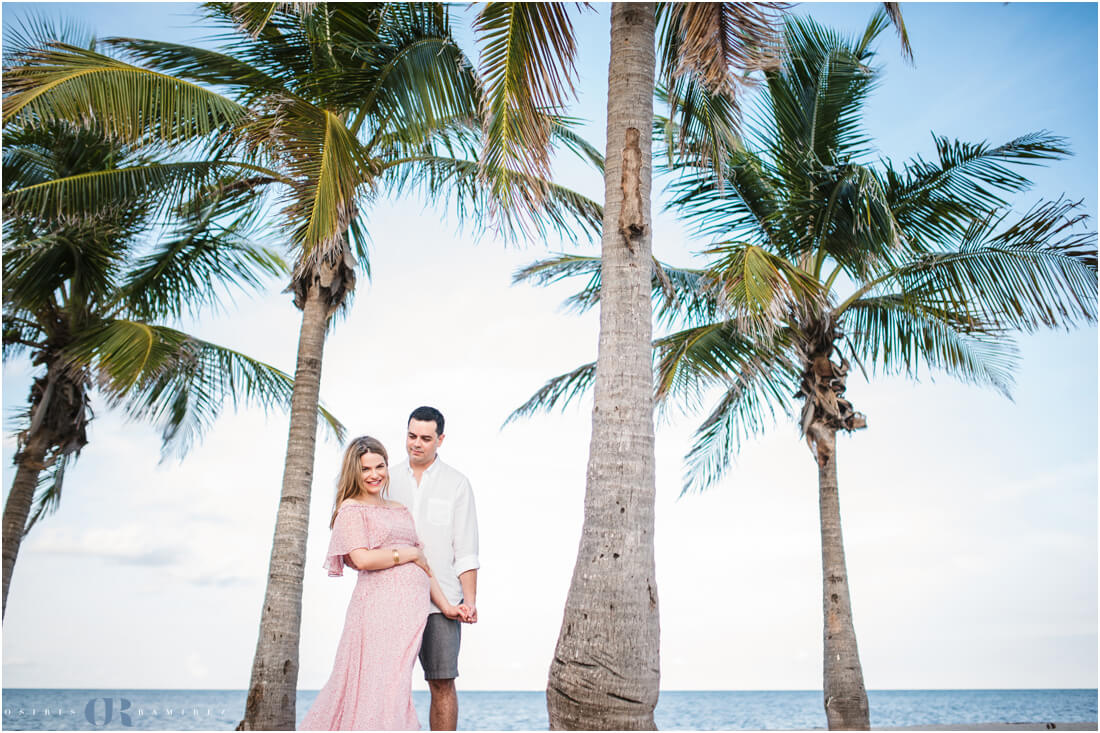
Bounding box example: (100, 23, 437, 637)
(453, 477, 479, 623)
(458, 569, 478, 623)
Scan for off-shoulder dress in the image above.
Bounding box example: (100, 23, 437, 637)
(299, 503, 430, 731)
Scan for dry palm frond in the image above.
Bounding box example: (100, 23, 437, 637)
(664, 3, 786, 97)
(881, 2, 914, 64)
(228, 2, 320, 39)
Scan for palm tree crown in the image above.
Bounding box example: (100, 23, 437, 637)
(1, 21, 347, 621)
(513, 11, 1096, 489)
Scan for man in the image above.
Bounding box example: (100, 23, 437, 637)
(389, 406, 479, 731)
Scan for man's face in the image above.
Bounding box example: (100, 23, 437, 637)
(406, 418, 444, 467)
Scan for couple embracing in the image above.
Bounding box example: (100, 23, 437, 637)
(301, 407, 479, 731)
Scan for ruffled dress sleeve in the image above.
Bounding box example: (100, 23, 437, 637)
(323, 507, 380, 577)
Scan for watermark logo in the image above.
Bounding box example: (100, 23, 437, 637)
(85, 698, 132, 727)
(4, 697, 229, 726)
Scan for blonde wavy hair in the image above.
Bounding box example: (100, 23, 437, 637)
(330, 435, 389, 528)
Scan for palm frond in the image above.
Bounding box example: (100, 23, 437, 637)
(3, 42, 246, 143)
(200, 2, 320, 87)
(869, 198, 1097, 332)
(656, 77, 743, 183)
(3, 313, 47, 360)
(503, 360, 596, 426)
(680, 342, 801, 494)
(880, 3, 913, 63)
(66, 319, 346, 457)
(653, 319, 795, 409)
(702, 241, 823, 329)
(318, 6, 479, 139)
(473, 2, 580, 192)
(2, 215, 127, 312)
(326, 41, 478, 144)
(807, 162, 903, 279)
(3, 13, 96, 66)
(3, 119, 151, 313)
(105, 37, 291, 104)
(763, 12, 881, 168)
(249, 103, 373, 261)
(2, 160, 283, 221)
(120, 175, 287, 321)
(884, 131, 1071, 249)
(224, 2, 311, 38)
(655, 2, 784, 180)
(512, 252, 719, 328)
(657, 2, 783, 97)
(843, 294, 1019, 396)
(662, 145, 783, 250)
(380, 153, 602, 244)
(550, 116, 605, 172)
(24, 451, 77, 534)
(364, 113, 482, 163)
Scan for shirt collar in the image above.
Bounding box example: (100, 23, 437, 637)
(405, 456, 442, 476)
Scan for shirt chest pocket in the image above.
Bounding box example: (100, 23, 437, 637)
(427, 498, 452, 526)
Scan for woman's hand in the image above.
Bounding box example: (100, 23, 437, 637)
(402, 546, 432, 576)
(440, 604, 464, 620)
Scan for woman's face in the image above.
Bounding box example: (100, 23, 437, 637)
(358, 451, 388, 496)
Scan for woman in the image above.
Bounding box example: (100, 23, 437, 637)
(300, 436, 466, 731)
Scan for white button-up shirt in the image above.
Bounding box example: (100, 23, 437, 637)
(388, 456, 479, 614)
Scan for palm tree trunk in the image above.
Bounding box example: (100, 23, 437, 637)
(815, 426, 869, 730)
(2, 431, 51, 620)
(547, 4, 659, 730)
(238, 281, 330, 731)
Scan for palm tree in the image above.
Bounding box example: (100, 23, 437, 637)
(544, 6, 662, 728)
(472, 3, 849, 727)
(507, 12, 1097, 731)
(3, 4, 602, 728)
(2, 26, 345, 621)
(475, 5, 665, 729)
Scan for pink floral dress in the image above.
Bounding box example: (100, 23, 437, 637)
(300, 504, 430, 731)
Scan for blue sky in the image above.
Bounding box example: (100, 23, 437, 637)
(2, 2, 1096, 692)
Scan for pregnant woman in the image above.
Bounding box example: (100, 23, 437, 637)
(300, 436, 466, 731)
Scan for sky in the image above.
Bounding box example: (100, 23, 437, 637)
(2, 2, 1097, 695)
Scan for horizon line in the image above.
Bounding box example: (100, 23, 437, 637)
(4, 687, 1097, 693)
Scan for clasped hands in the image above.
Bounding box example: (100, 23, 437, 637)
(442, 603, 477, 624)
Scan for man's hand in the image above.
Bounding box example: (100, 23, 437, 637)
(456, 603, 477, 624)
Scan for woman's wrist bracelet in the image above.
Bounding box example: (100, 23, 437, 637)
(392, 549, 400, 565)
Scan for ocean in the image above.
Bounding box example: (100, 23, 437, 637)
(2, 689, 1096, 730)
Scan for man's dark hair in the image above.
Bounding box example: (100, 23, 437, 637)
(409, 406, 445, 436)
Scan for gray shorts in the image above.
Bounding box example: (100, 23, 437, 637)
(419, 612, 461, 680)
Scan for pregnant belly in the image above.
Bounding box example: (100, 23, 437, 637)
(356, 563, 431, 614)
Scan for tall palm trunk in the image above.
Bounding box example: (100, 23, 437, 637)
(801, 329, 870, 731)
(547, 4, 659, 730)
(2, 431, 51, 620)
(239, 279, 331, 731)
(3, 360, 89, 620)
(814, 426, 869, 730)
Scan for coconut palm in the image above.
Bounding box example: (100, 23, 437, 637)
(1, 69, 345, 623)
(476, 7, 910, 725)
(472, 3, 856, 727)
(476, 5, 662, 729)
(3, 4, 602, 727)
(507, 12, 1097, 730)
